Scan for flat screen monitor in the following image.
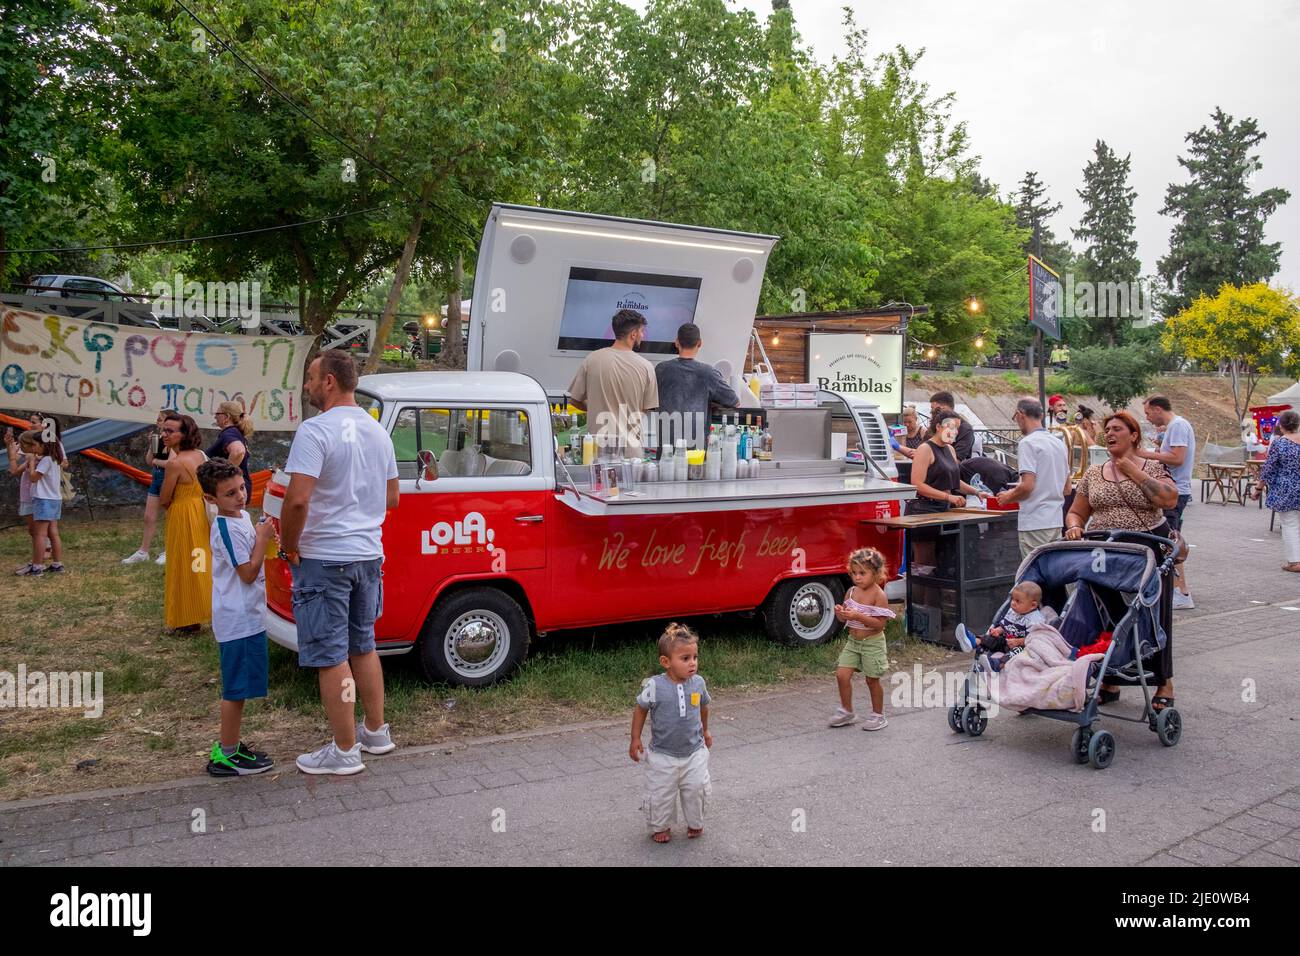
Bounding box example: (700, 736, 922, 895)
(556, 267, 701, 355)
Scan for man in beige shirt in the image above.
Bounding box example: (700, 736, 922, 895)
(568, 309, 658, 457)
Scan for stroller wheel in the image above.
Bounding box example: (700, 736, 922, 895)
(948, 705, 965, 734)
(962, 704, 988, 737)
(1156, 707, 1182, 747)
(1070, 727, 1091, 764)
(1087, 729, 1116, 769)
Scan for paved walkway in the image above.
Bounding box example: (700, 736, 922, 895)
(3, 492, 1298, 866)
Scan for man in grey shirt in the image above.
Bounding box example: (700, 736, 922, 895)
(653, 323, 740, 447)
(1140, 395, 1196, 608)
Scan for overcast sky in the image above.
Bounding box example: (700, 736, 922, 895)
(631, 0, 1300, 292)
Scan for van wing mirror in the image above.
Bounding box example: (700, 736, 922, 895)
(416, 449, 437, 488)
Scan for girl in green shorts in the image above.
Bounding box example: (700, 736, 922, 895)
(828, 548, 895, 731)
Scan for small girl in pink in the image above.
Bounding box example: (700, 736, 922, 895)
(829, 547, 896, 731)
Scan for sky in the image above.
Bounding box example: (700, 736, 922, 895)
(630, 0, 1300, 292)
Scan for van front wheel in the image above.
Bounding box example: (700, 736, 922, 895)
(762, 577, 846, 646)
(419, 588, 531, 687)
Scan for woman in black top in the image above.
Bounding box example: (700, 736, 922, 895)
(207, 401, 254, 499)
(906, 411, 987, 515)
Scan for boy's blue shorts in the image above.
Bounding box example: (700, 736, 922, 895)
(219, 631, 269, 701)
(148, 466, 166, 497)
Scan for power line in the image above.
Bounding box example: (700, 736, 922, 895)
(0, 204, 396, 255)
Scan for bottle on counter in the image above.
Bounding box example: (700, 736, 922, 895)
(674, 438, 688, 482)
(660, 443, 674, 479)
(705, 428, 721, 480)
(721, 425, 738, 480)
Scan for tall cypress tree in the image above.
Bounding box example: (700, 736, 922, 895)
(1014, 171, 1072, 269)
(1073, 140, 1141, 345)
(1157, 107, 1289, 316)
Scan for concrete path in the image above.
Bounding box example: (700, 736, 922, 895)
(3, 490, 1298, 866)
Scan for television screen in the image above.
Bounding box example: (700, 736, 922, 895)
(556, 267, 702, 354)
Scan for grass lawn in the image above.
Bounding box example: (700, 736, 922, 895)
(0, 513, 956, 800)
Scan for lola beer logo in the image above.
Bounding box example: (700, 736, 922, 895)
(421, 511, 497, 555)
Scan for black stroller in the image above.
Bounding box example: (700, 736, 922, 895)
(948, 530, 1182, 770)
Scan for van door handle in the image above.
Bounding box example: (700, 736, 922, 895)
(515, 515, 544, 523)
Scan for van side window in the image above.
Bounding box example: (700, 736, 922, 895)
(392, 408, 531, 478)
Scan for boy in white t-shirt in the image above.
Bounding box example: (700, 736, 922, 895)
(198, 459, 276, 776)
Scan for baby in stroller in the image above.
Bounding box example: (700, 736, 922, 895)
(955, 582, 1046, 671)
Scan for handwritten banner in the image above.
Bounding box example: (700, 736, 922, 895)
(0, 308, 314, 430)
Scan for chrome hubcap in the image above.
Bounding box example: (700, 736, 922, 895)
(445, 610, 509, 678)
(789, 582, 835, 640)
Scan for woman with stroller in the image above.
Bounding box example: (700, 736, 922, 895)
(1064, 411, 1179, 711)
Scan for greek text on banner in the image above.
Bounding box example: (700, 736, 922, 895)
(0, 307, 313, 431)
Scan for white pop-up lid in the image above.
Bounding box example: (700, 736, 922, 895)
(467, 204, 777, 397)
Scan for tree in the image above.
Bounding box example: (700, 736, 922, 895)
(1065, 344, 1160, 412)
(1161, 282, 1300, 429)
(1072, 140, 1141, 346)
(0, 0, 116, 284)
(107, 0, 573, 366)
(1014, 171, 1073, 267)
(1157, 108, 1290, 316)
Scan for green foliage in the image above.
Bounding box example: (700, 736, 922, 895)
(1073, 140, 1141, 346)
(1158, 108, 1290, 316)
(1161, 282, 1300, 422)
(1000, 371, 1024, 388)
(1063, 345, 1160, 410)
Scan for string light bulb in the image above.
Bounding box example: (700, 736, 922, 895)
(926, 347, 937, 359)
(864, 334, 873, 346)
(967, 296, 981, 314)
(974, 336, 985, 349)
(771, 332, 780, 346)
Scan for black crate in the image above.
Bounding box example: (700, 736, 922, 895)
(908, 580, 1011, 647)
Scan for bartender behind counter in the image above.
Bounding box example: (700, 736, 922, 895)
(568, 308, 659, 457)
(653, 322, 739, 447)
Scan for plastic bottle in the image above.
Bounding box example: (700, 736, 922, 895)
(721, 426, 738, 480)
(674, 438, 688, 482)
(966, 472, 990, 509)
(582, 434, 596, 465)
(660, 443, 674, 480)
(706, 429, 721, 480)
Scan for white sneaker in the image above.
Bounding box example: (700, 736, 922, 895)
(828, 707, 858, 728)
(955, 623, 978, 653)
(155, 552, 167, 565)
(122, 549, 150, 565)
(356, 721, 396, 755)
(861, 713, 889, 731)
(1171, 590, 1195, 610)
(296, 740, 366, 775)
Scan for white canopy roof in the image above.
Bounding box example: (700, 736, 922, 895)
(1267, 381, 1300, 405)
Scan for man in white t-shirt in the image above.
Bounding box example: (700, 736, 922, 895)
(1139, 395, 1196, 608)
(996, 398, 1072, 558)
(279, 350, 400, 775)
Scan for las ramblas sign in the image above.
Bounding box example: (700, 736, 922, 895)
(806, 332, 903, 414)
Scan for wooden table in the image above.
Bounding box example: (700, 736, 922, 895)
(1204, 463, 1247, 505)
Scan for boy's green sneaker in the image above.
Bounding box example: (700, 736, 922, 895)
(207, 742, 274, 777)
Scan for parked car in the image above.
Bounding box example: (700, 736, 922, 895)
(25, 275, 162, 328)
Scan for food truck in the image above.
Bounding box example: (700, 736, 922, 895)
(262, 204, 915, 685)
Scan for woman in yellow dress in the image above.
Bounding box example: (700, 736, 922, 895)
(160, 413, 212, 632)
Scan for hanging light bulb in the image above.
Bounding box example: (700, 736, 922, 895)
(772, 332, 780, 346)
(813, 353, 821, 361)
(967, 296, 981, 314)
(926, 347, 937, 359)
(864, 334, 873, 346)
(974, 336, 985, 349)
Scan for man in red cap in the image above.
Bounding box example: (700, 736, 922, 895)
(1048, 394, 1069, 425)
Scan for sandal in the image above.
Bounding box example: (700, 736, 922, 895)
(1151, 696, 1175, 713)
(652, 830, 671, 844)
(1283, 563, 1300, 573)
